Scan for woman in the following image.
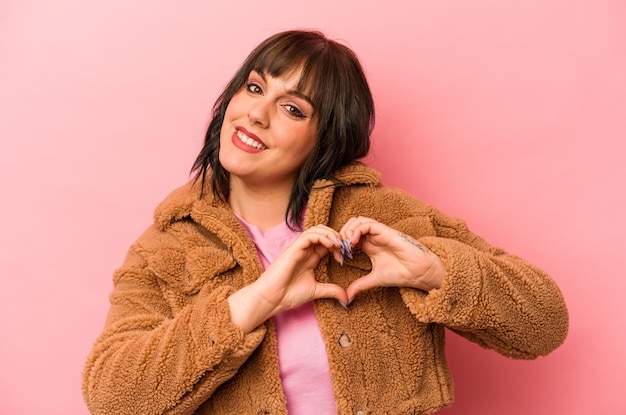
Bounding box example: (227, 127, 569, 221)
(82, 30, 568, 415)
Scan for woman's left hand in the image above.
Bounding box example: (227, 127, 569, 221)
(339, 216, 447, 301)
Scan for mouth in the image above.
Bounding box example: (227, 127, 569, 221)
(236, 128, 267, 150)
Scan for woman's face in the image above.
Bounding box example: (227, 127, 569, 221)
(219, 70, 318, 192)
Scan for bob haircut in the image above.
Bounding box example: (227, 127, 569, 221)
(191, 30, 375, 230)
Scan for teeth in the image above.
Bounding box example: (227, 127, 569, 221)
(236, 130, 266, 149)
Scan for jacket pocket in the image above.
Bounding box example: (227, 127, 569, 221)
(147, 245, 236, 295)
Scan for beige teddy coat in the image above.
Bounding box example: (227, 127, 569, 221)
(82, 162, 568, 415)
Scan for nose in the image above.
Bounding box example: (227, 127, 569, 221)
(247, 98, 270, 128)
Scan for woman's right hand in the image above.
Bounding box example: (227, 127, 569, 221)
(227, 225, 348, 334)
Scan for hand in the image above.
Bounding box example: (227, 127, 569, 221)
(340, 216, 446, 302)
(228, 225, 348, 333)
(255, 224, 349, 310)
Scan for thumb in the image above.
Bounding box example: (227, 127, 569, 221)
(314, 282, 349, 304)
(346, 272, 382, 302)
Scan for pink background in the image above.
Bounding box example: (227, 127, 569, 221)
(1, 1, 625, 414)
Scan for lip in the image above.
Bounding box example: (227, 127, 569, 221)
(231, 127, 267, 153)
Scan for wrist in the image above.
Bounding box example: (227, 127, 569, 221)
(227, 282, 279, 335)
(423, 256, 446, 291)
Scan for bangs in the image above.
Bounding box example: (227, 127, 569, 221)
(250, 36, 331, 110)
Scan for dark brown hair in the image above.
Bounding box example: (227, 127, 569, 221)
(191, 30, 375, 229)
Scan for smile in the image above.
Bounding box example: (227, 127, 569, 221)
(236, 129, 267, 150)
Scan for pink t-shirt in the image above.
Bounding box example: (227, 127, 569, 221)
(235, 214, 337, 414)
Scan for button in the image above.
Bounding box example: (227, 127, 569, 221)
(338, 333, 351, 348)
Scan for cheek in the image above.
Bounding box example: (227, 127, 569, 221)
(289, 132, 317, 166)
(301, 126, 318, 154)
(220, 97, 243, 138)
(224, 92, 247, 120)
(222, 100, 238, 123)
(304, 135, 317, 155)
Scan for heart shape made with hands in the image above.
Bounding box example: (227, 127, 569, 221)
(327, 224, 445, 305)
(333, 236, 375, 307)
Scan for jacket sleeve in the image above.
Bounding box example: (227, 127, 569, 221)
(397, 207, 569, 359)
(82, 241, 266, 415)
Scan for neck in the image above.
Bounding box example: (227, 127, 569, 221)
(228, 177, 293, 232)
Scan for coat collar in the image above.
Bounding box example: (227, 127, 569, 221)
(153, 161, 381, 231)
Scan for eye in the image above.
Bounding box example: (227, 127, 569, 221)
(246, 82, 263, 95)
(282, 104, 307, 119)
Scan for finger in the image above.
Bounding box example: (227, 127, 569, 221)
(339, 216, 363, 238)
(339, 217, 361, 245)
(331, 247, 344, 266)
(346, 272, 383, 301)
(296, 227, 341, 251)
(315, 233, 341, 250)
(306, 224, 340, 236)
(341, 216, 379, 245)
(339, 217, 358, 235)
(312, 225, 342, 243)
(313, 282, 349, 304)
(304, 225, 346, 258)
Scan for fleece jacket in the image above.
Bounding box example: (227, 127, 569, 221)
(82, 162, 569, 415)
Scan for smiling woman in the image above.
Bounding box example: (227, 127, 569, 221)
(193, 30, 374, 234)
(219, 69, 318, 209)
(82, 30, 568, 415)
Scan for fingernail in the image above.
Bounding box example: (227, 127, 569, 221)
(338, 300, 348, 309)
(345, 238, 352, 259)
(340, 238, 353, 260)
(339, 254, 344, 266)
(347, 297, 355, 306)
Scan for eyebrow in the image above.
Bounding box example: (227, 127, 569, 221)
(255, 71, 315, 108)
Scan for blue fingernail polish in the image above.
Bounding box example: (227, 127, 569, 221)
(338, 300, 348, 309)
(347, 297, 355, 306)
